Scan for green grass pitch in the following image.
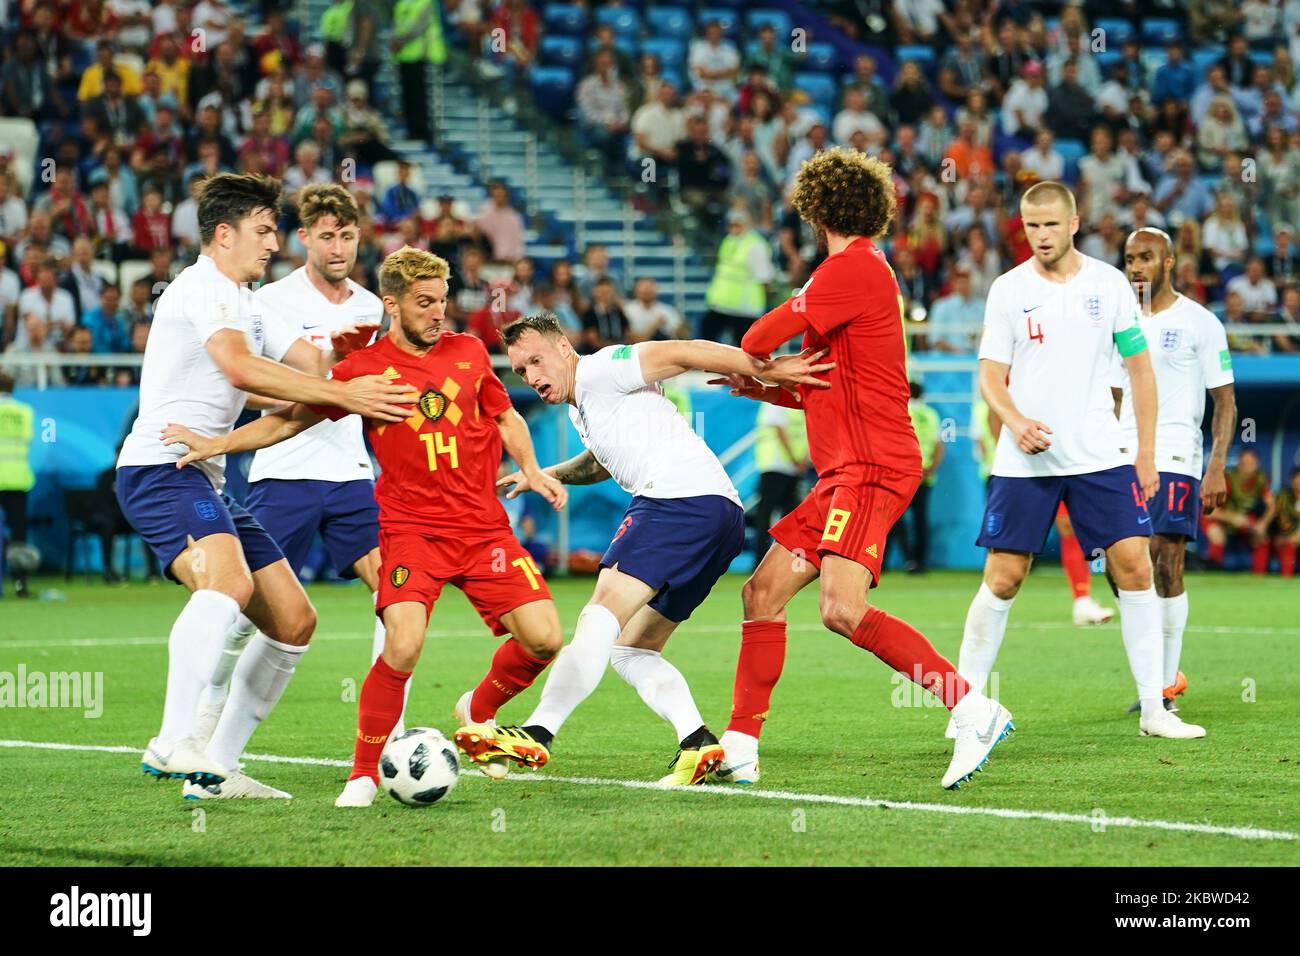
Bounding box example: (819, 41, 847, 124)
(1, 570, 1296, 866)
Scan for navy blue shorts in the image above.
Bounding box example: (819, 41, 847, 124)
(601, 494, 745, 623)
(245, 478, 380, 579)
(977, 464, 1152, 557)
(116, 464, 284, 581)
(1147, 472, 1201, 540)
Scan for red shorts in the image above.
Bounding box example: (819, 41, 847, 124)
(376, 530, 552, 636)
(769, 464, 920, 587)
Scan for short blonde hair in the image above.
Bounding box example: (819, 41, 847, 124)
(379, 246, 450, 298)
(1021, 181, 1077, 218)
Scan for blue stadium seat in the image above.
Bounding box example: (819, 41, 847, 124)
(543, 4, 588, 37)
(1054, 138, 1087, 180)
(1142, 18, 1181, 45)
(792, 72, 838, 110)
(696, 7, 741, 35)
(645, 6, 693, 40)
(1095, 49, 1122, 74)
(1140, 48, 1169, 76)
(640, 36, 687, 72)
(802, 42, 838, 73)
(530, 66, 575, 118)
(586, 35, 638, 60)
(596, 6, 642, 37)
(540, 35, 583, 70)
(745, 9, 792, 37)
(895, 44, 936, 72)
(1094, 18, 1134, 46)
(1249, 50, 1275, 67)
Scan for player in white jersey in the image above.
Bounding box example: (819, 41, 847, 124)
(184, 185, 416, 794)
(456, 313, 830, 784)
(115, 173, 417, 794)
(1113, 228, 1237, 716)
(953, 181, 1205, 740)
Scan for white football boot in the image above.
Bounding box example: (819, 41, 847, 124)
(942, 694, 1014, 789)
(334, 776, 379, 808)
(182, 768, 291, 799)
(1072, 596, 1115, 626)
(711, 730, 761, 784)
(141, 737, 228, 786)
(1139, 709, 1206, 739)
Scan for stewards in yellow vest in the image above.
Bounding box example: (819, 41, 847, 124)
(392, 0, 446, 145)
(702, 208, 774, 345)
(320, 0, 355, 76)
(0, 371, 35, 597)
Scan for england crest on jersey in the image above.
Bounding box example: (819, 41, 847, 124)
(1085, 295, 1102, 323)
(1160, 328, 1182, 352)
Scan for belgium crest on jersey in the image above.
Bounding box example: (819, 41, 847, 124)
(418, 388, 448, 422)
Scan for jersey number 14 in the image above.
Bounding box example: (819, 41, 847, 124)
(419, 432, 459, 471)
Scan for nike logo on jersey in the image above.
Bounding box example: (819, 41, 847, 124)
(302, 324, 321, 330)
(1022, 306, 1041, 312)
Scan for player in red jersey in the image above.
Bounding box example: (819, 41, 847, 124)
(162, 247, 568, 807)
(708, 148, 1013, 789)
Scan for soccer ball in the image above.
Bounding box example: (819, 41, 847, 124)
(379, 728, 460, 807)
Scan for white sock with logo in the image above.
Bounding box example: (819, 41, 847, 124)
(525, 604, 621, 736)
(1160, 592, 1189, 688)
(610, 646, 705, 742)
(197, 614, 257, 718)
(1118, 587, 1164, 718)
(958, 583, 1016, 695)
(206, 633, 309, 769)
(158, 589, 242, 746)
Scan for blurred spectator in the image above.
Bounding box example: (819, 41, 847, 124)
(1273, 285, 1300, 353)
(745, 23, 793, 92)
(892, 0, 951, 45)
(1258, 128, 1300, 230)
(785, 120, 830, 180)
(1190, 65, 1234, 125)
(1046, 58, 1096, 143)
(292, 82, 344, 145)
(392, 0, 445, 146)
(629, 52, 668, 113)
(728, 151, 776, 232)
(924, 268, 981, 353)
(1020, 128, 1064, 181)
(623, 277, 686, 342)
(146, 34, 191, 110)
(1047, 33, 1100, 96)
(833, 86, 886, 149)
(1270, 226, 1299, 285)
(938, 27, 984, 103)
(533, 282, 580, 334)
(62, 326, 108, 385)
(585, 24, 634, 80)
(844, 53, 889, 118)
(1202, 192, 1250, 276)
(17, 212, 72, 267)
(60, 239, 103, 319)
(576, 50, 631, 162)
(1223, 291, 1263, 353)
(78, 39, 143, 101)
(1197, 95, 1249, 172)
(1078, 127, 1129, 226)
(916, 105, 952, 169)
(283, 141, 331, 206)
(35, 167, 94, 245)
(943, 117, 994, 181)
(450, 244, 489, 322)
(1262, 467, 1300, 576)
(1153, 41, 1197, 106)
(379, 160, 421, 225)
(238, 104, 290, 177)
(467, 280, 520, 351)
(890, 61, 934, 128)
(1155, 151, 1214, 222)
(17, 265, 75, 348)
(425, 193, 471, 262)
(474, 181, 526, 263)
(489, 0, 540, 69)
(130, 186, 171, 255)
(701, 208, 772, 345)
(631, 80, 685, 166)
(0, 175, 28, 245)
(145, 249, 174, 304)
(956, 226, 1002, 300)
(689, 20, 740, 101)
(82, 284, 132, 354)
(254, 9, 301, 73)
(0, 261, 18, 346)
(1079, 212, 1124, 266)
(4, 315, 63, 387)
(750, 403, 807, 563)
(580, 277, 627, 352)
(509, 257, 536, 314)
(124, 278, 153, 326)
(1219, 33, 1253, 90)
(100, 147, 139, 217)
(1204, 448, 1273, 571)
(1001, 60, 1048, 137)
(1226, 257, 1279, 315)
(574, 244, 623, 302)
(549, 260, 586, 316)
(986, 19, 1030, 97)
(339, 79, 399, 167)
(379, 215, 423, 258)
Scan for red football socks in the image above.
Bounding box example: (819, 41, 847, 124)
(1279, 542, 1296, 577)
(469, 639, 551, 722)
(1252, 541, 1271, 575)
(1060, 530, 1091, 598)
(850, 607, 971, 710)
(726, 620, 787, 738)
(350, 656, 411, 783)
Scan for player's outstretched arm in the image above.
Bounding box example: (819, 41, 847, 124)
(637, 339, 834, 390)
(499, 450, 611, 501)
(1202, 384, 1237, 514)
(1122, 349, 1160, 501)
(979, 359, 1052, 455)
(495, 407, 568, 512)
(160, 403, 326, 467)
(706, 371, 804, 408)
(205, 329, 415, 422)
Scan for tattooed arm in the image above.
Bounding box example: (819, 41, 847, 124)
(497, 449, 611, 500)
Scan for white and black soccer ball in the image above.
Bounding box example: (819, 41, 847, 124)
(379, 728, 460, 807)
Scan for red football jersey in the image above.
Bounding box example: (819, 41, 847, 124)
(794, 237, 921, 477)
(323, 332, 515, 539)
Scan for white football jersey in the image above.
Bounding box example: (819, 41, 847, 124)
(118, 255, 300, 490)
(569, 344, 740, 506)
(1112, 294, 1234, 478)
(978, 254, 1142, 478)
(247, 268, 383, 484)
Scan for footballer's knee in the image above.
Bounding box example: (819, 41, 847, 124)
(516, 621, 562, 659)
(818, 593, 865, 639)
(982, 568, 1024, 601)
(214, 573, 255, 610)
(1108, 541, 1153, 591)
(1150, 538, 1185, 596)
(741, 574, 788, 622)
(262, 600, 317, 647)
(383, 631, 424, 672)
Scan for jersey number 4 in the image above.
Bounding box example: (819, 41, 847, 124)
(419, 432, 459, 471)
(1027, 315, 1044, 343)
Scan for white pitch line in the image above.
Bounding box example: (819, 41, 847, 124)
(1, 739, 1293, 843)
(3, 622, 1297, 651)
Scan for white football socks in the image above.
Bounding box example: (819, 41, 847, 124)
(958, 582, 1016, 695)
(525, 603, 621, 735)
(370, 595, 407, 735)
(610, 645, 705, 742)
(1117, 587, 1164, 717)
(157, 589, 242, 745)
(196, 614, 258, 725)
(1160, 592, 1188, 688)
(206, 633, 309, 769)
